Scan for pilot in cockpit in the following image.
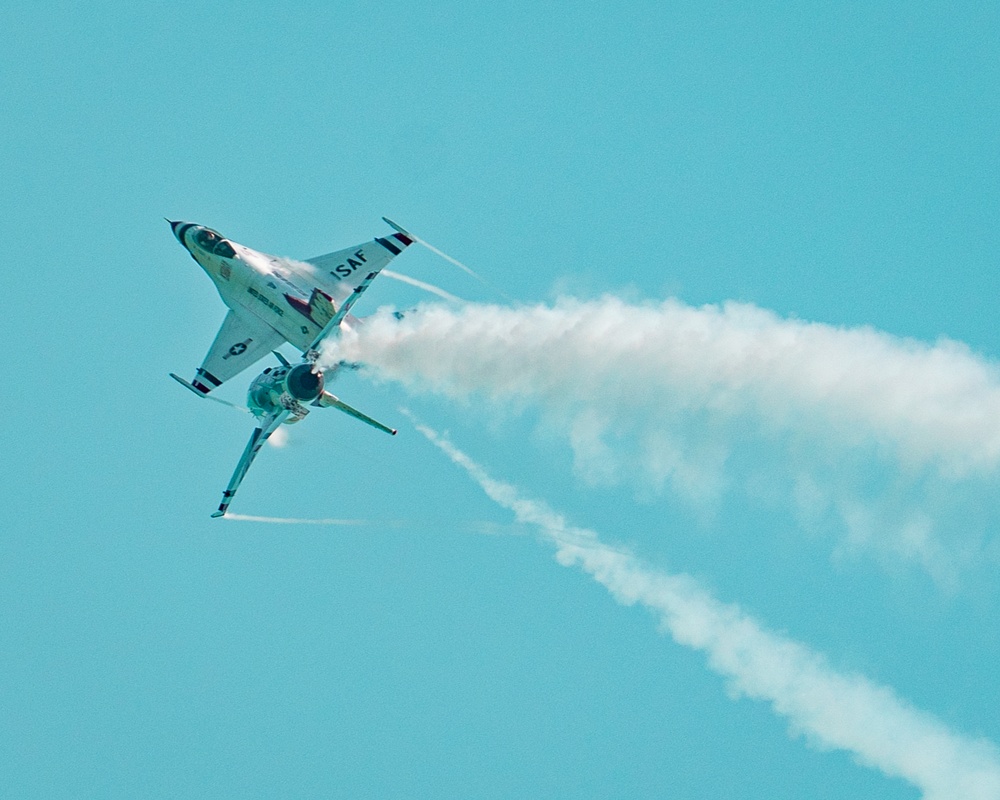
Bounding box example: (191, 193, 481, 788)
(192, 227, 237, 259)
(194, 228, 220, 250)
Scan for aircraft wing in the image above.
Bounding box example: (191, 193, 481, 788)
(186, 309, 286, 395)
(211, 409, 290, 517)
(304, 230, 414, 302)
(303, 231, 413, 352)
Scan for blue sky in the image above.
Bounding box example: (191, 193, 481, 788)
(3, 2, 1000, 797)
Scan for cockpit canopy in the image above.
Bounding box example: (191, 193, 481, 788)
(192, 227, 236, 259)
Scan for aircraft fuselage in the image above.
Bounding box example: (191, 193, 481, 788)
(170, 221, 352, 352)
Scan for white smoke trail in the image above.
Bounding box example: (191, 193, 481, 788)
(321, 298, 1000, 577)
(415, 421, 1000, 800)
(326, 298, 1000, 475)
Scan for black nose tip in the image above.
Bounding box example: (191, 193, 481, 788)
(166, 219, 190, 245)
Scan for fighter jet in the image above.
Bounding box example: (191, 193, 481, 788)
(168, 219, 414, 517)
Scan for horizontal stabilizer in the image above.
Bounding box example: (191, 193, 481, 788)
(318, 392, 396, 435)
(170, 373, 249, 414)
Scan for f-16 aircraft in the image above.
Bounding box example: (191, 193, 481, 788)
(168, 218, 414, 517)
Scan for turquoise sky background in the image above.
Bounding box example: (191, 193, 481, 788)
(3, 2, 999, 798)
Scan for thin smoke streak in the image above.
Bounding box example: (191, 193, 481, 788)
(223, 512, 520, 535)
(411, 237, 515, 302)
(411, 237, 479, 278)
(223, 514, 387, 526)
(382, 269, 464, 303)
(413, 420, 1000, 800)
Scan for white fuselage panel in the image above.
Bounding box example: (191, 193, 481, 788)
(191, 242, 332, 352)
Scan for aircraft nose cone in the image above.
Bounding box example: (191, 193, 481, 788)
(166, 219, 191, 247)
